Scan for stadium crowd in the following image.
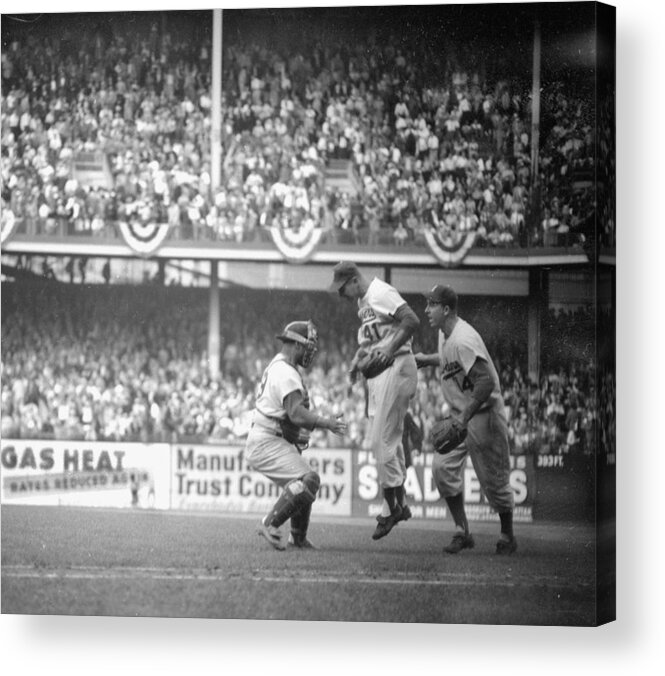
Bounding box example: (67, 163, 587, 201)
(1, 278, 609, 459)
(1, 9, 609, 250)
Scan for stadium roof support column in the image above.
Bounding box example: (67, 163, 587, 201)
(211, 9, 223, 193)
(208, 260, 220, 379)
(529, 17, 541, 243)
(528, 268, 547, 385)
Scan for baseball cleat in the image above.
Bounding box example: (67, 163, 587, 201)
(288, 533, 318, 549)
(443, 532, 475, 554)
(257, 520, 286, 551)
(396, 504, 412, 523)
(495, 536, 517, 555)
(372, 509, 402, 540)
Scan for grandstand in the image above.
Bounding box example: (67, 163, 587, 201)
(1, 6, 614, 259)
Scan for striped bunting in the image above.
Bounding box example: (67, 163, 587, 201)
(423, 226, 477, 268)
(269, 221, 324, 264)
(117, 220, 172, 256)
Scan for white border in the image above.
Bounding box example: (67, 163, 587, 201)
(1, 1, 660, 675)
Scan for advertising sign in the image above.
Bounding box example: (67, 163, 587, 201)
(72, 151, 113, 189)
(0, 440, 170, 509)
(352, 450, 535, 523)
(170, 444, 352, 516)
(2, 440, 538, 522)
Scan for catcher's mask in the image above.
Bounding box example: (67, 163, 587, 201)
(276, 320, 319, 368)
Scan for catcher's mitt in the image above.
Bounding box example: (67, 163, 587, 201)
(430, 418, 467, 454)
(279, 418, 310, 452)
(356, 349, 394, 380)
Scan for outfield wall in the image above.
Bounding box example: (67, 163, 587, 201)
(1, 439, 596, 522)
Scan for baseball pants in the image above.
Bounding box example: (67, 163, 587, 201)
(367, 352, 418, 488)
(432, 407, 514, 513)
(244, 426, 311, 488)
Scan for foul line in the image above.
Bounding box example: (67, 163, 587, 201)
(1, 565, 591, 589)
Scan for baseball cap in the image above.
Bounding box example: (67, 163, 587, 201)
(328, 261, 360, 294)
(425, 284, 458, 309)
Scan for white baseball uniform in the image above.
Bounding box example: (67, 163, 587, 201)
(358, 278, 417, 487)
(244, 354, 311, 486)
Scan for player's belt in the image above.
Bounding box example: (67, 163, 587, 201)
(251, 410, 285, 437)
(251, 421, 285, 439)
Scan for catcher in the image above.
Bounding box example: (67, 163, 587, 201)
(416, 285, 517, 555)
(245, 320, 347, 550)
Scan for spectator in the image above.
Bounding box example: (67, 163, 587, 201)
(2, 9, 597, 250)
(1, 277, 601, 455)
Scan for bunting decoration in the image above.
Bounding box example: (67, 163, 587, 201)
(269, 220, 324, 264)
(423, 226, 477, 268)
(1, 209, 18, 247)
(117, 220, 171, 257)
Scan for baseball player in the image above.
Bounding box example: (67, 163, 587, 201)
(245, 320, 347, 550)
(329, 261, 419, 540)
(415, 285, 517, 555)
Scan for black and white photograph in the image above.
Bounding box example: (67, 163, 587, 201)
(0, 0, 654, 672)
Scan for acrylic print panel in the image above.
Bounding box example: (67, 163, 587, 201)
(0, 0, 615, 627)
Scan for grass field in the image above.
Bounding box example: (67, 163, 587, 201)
(1, 504, 607, 626)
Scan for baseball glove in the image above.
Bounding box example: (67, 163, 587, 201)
(279, 418, 310, 452)
(356, 349, 394, 380)
(430, 418, 467, 455)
